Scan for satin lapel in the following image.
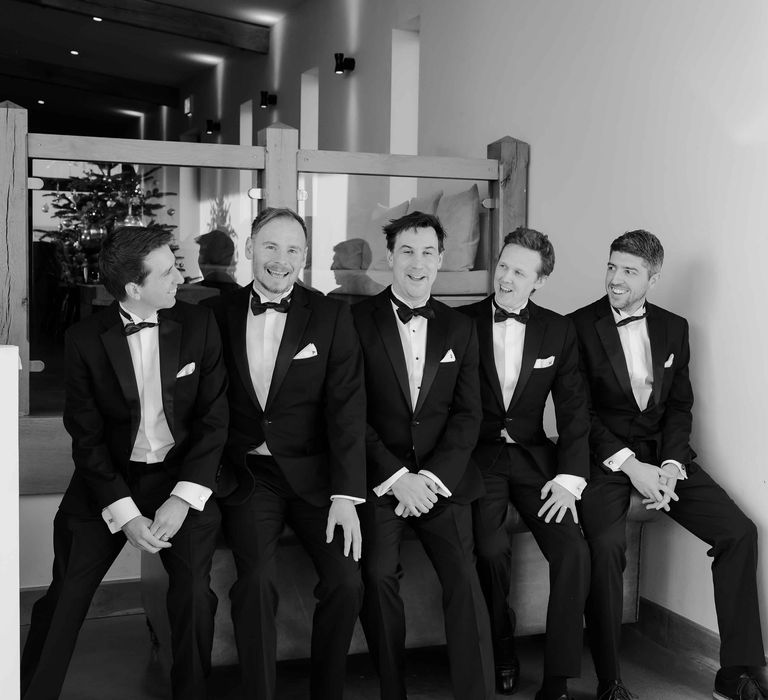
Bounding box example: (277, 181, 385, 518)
(478, 298, 505, 412)
(157, 309, 181, 435)
(414, 304, 448, 416)
(646, 304, 667, 410)
(266, 287, 311, 409)
(373, 298, 413, 413)
(100, 306, 140, 436)
(228, 288, 262, 411)
(507, 305, 544, 410)
(595, 305, 636, 407)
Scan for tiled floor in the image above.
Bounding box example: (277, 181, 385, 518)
(21, 612, 744, 699)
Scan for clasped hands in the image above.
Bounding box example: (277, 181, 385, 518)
(122, 495, 190, 554)
(391, 472, 440, 518)
(622, 457, 680, 512)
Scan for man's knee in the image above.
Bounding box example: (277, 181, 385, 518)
(474, 529, 511, 563)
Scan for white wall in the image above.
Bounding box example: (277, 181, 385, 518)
(415, 0, 768, 637)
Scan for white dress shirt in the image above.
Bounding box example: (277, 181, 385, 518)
(102, 305, 212, 534)
(603, 305, 686, 478)
(245, 284, 362, 504)
(372, 291, 451, 499)
(492, 301, 585, 499)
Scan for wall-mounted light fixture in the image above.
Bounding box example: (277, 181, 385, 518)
(205, 119, 221, 135)
(334, 53, 356, 75)
(184, 96, 193, 118)
(260, 91, 277, 109)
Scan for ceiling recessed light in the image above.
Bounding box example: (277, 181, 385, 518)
(37, 99, 45, 105)
(92, 16, 102, 22)
(70, 49, 79, 56)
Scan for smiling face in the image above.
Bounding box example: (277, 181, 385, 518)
(493, 243, 547, 311)
(387, 226, 443, 305)
(124, 244, 183, 317)
(246, 216, 307, 298)
(605, 250, 660, 314)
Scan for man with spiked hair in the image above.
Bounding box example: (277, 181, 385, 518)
(571, 229, 765, 700)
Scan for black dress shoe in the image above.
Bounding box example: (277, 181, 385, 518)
(534, 691, 573, 700)
(596, 680, 637, 700)
(713, 672, 767, 699)
(495, 657, 520, 695)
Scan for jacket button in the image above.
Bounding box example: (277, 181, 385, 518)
(411, 420, 420, 427)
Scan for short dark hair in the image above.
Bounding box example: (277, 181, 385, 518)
(251, 207, 307, 240)
(383, 211, 446, 252)
(610, 229, 664, 274)
(501, 227, 555, 277)
(99, 226, 174, 301)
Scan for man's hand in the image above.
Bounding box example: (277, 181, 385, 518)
(642, 462, 681, 512)
(123, 515, 172, 554)
(391, 473, 439, 517)
(326, 498, 362, 561)
(149, 495, 190, 543)
(538, 480, 579, 524)
(621, 456, 677, 507)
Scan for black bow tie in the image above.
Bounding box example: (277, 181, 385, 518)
(250, 292, 291, 316)
(493, 301, 529, 324)
(390, 292, 435, 324)
(615, 312, 647, 328)
(120, 308, 158, 336)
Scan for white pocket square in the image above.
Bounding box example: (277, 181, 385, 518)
(664, 353, 674, 368)
(440, 349, 456, 363)
(533, 356, 555, 369)
(293, 343, 318, 360)
(176, 362, 195, 379)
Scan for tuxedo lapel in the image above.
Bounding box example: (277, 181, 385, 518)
(414, 302, 448, 416)
(266, 285, 311, 409)
(100, 306, 140, 436)
(228, 287, 262, 411)
(646, 303, 667, 410)
(507, 302, 544, 410)
(594, 299, 636, 407)
(373, 294, 413, 412)
(158, 309, 182, 435)
(477, 297, 505, 412)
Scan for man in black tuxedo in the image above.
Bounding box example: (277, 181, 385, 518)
(571, 230, 765, 700)
(461, 228, 591, 700)
(352, 211, 494, 700)
(21, 227, 228, 700)
(204, 207, 366, 700)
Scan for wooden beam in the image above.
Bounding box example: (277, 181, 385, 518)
(298, 149, 499, 181)
(28, 133, 266, 170)
(487, 136, 529, 261)
(258, 123, 299, 210)
(0, 55, 179, 107)
(17, 0, 270, 53)
(0, 101, 30, 414)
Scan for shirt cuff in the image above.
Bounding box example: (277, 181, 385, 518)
(661, 459, 687, 479)
(418, 470, 452, 498)
(331, 494, 365, 505)
(171, 482, 213, 511)
(604, 447, 635, 472)
(373, 467, 410, 498)
(102, 497, 142, 534)
(552, 474, 587, 499)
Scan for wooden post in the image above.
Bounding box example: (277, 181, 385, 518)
(257, 123, 299, 210)
(0, 101, 30, 415)
(487, 136, 530, 263)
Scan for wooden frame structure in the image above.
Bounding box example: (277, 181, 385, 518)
(1, 101, 529, 490)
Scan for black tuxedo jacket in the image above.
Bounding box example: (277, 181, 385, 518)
(460, 296, 590, 480)
(204, 283, 367, 506)
(569, 296, 695, 467)
(60, 301, 229, 515)
(351, 289, 483, 503)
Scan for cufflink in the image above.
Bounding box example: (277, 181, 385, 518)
(608, 460, 614, 466)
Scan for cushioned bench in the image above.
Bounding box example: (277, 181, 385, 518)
(141, 493, 657, 668)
